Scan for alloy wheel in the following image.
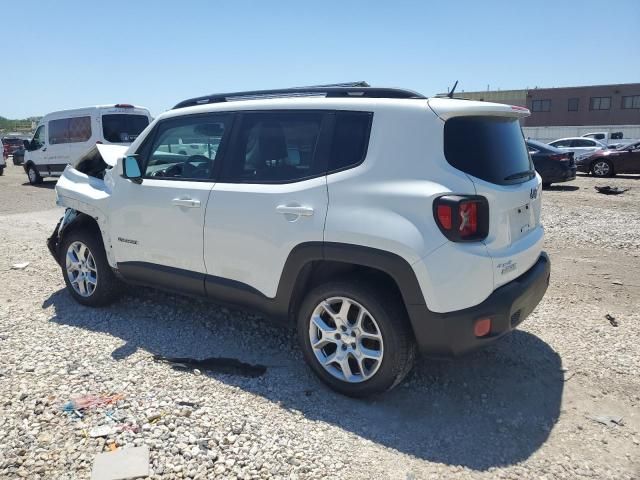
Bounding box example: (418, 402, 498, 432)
(593, 161, 610, 177)
(65, 241, 98, 297)
(308, 296, 384, 383)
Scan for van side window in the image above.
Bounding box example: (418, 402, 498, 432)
(144, 115, 229, 180)
(329, 112, 372, 172)
(49, 116, 92, 144)
(224, 112, 324, 183)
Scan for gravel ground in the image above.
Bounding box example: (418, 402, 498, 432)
(0, 160, 639, 479)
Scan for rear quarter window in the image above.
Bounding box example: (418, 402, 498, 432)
(328, 111, 372, 172)
(444, 116, 533, 185)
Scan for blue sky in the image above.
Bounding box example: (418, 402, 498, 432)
(2, 0, 638, 118)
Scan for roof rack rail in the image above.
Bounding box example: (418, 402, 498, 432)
(172, 85, 426, 109)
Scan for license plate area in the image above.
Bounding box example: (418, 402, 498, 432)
(510, 202, 535, 242)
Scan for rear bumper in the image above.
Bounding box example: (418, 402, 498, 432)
(542, 165, 577, 184)
(407, 252, 550, 356)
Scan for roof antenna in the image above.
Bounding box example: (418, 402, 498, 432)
(447, 80, 459, 98)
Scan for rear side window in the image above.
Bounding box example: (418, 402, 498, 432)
(102, 114, 150, 143)
(329, 111, 372, 172)
(223, 111, 323, 183)
(444, 116, 533, 185)
(49, 116, 92, 144)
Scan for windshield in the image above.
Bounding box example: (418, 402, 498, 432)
(444, 116, 533, 185)
(102, 114, 149, 143)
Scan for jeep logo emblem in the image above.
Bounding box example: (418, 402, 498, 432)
(530, 187, 538, 199)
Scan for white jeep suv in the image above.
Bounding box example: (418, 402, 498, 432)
(49, 86, 550, 397)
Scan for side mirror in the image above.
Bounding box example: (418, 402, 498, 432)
(121, 155, 142, 184)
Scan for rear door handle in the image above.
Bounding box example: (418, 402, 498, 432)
(172, 197, 201, 208)
(276, 205, 314, 217)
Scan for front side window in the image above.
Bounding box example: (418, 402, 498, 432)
(223, 112, 323, 183)
(102, 114, 150, 143)
(622, 95, 640, 109)
(590, 97, 611, 110)
(49, 116, 92, 144)
(144, 115, 229, 180)
(32, 125, 45, 149)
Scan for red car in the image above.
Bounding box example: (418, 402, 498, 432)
(2, 137, 27, 158)
(576, 141, 640, 177)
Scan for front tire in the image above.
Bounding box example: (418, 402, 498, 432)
(26, 164, 43, 184)
(592, 159, 614, 177)
(59, 227, 121, 307)
(297, 280, 416, 397)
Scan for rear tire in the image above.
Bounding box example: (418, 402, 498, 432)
(591, 159, 614, 177)
(0, 166, 4, 176)
(297, 279, 416, 397)
(26, 164, 43, 184)
(59, 227, 122, 307)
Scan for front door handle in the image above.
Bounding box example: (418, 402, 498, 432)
(172, 197, 201, 208)
(276, 205, 314, 217)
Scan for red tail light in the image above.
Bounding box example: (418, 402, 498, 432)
(548, 154, 568, 161)
(434, 195, 489, 242)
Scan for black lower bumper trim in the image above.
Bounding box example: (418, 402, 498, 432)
(409, 252, 551, 356)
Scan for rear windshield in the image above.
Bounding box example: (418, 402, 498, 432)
(444, 116, 533, 185)
(102, 114, 149, 143)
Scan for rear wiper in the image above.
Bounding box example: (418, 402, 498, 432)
(504, 170, 535, 181)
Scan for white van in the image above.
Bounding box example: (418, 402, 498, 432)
(23, 104, 152, 184)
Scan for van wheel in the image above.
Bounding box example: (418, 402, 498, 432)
(297, 279, 416, 397)
(592, 159, 613, 177)
(59, 227, 121, 307)
(0, 166, 4, 176)
(27, 165, 43, 184)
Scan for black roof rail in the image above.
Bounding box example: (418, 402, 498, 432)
(172, 85, 426, 110)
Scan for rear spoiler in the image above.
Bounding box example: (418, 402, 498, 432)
(428, 98, 530, 121)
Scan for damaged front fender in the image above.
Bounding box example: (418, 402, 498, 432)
(52, 144, 128, 268)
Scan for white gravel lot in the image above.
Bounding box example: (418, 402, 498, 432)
(0, 162, 639, 479)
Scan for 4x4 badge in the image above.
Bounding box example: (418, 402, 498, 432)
(530, 187, 538, 199)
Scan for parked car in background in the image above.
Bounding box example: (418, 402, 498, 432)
(12, 145, 26, 165)
(2, 136, 27, 157)
(548, 137, 607, 161)
(526, 139, 576, 187)
(0, 139, 5, 175)
(576, 140, 640, 177)
(23, 104, 152, 185)
(581, 132, 635, 149)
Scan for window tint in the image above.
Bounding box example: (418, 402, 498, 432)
(49, 117, 92, 144)
(102, 114, 150, 143)
(444, 116, 533, 185)
(329, 112, 372, 172)
(568, 98, 579, 111)
(590, 97, 611, 110)
(572, 139, 594, 147)
(224, 112, 323, 183)
(144, 115, 229, 180)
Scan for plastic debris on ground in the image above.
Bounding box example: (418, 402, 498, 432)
(91, 445, 149, 480)
(591, 415, 624, 427)
(152, 354, 267, 377)
(605, 314, 619, 327)
(594, 186, 629, 195)
(10, 262, 30, 270)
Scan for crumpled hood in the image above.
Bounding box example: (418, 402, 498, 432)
(74, 144, 128, 168)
